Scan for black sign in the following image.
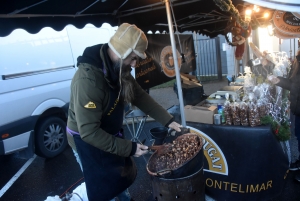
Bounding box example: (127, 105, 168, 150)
(273, 11, 300, 36)
(187, 122, 289, 201)
(135, 34, 196, 89)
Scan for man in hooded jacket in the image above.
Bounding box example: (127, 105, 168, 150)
(66, 23, 182, 201)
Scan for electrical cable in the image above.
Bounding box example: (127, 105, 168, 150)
(72, 192, 83, 201)
(59, 177, 84, 199)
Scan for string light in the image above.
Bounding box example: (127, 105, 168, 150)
(253, 5, 260, 12)
(245, 8, 252, 22)
(263, 12, 270, 18)
(245, 9, 252, 16)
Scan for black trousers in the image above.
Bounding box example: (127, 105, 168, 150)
(73, 135, 137, 201)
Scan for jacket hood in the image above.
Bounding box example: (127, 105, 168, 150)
(77, 44, 119, 88)
(77, 44, 103, 68)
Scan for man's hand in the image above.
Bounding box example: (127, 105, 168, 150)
(168, 121, 182, 132)
(267, 75, 280, 84)
(133, 144, 148, 157)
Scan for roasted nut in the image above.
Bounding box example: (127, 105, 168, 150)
(150, 134, 202, 173)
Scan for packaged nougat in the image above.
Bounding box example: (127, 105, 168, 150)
(231, 95, 240, 125)
(248, 93, 261, 127)
(239, 101, 249, 126)
(224, 93, 232, 125)
(258, 101, 268, 118)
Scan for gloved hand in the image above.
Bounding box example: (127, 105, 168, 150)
(168, 121, 182, 132)
(267, 75, 280, 84)
(133, 144, 148, 157)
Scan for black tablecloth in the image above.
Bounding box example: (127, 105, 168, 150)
(186, 122, 289, 201)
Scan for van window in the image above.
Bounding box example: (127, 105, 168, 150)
(0, 28, 74, 76)
(0, 23, 118, 77)
(66, 23, 117, 66)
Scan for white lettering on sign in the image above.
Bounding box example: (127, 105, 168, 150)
(188, 126, 228, 175)
(273, 10, 300, 35)
(206, 178, 273, 193)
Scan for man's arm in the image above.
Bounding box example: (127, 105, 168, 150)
(131, 77, 181, 131)
(267, 75, 292, 90)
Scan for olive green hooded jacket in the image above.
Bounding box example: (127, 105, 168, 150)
(67, 44, 173, 157)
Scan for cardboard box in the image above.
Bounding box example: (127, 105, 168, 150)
(182, 79, 202, 87)
(184, 105, 217, 124)
(180, 73, 200, 83)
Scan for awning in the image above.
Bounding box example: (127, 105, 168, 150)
(0, 0, 250, 37)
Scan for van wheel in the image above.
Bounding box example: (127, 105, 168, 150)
(35, 117, 67, 158)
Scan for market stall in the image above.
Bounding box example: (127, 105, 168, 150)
(169, 13, 299, 199)
(167, 46, 293, 200)
(1, 1, 298, 201)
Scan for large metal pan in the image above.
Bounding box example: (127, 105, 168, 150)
(146, 133, 203, 179)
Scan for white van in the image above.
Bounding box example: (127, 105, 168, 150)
(0, 23, 117, 158)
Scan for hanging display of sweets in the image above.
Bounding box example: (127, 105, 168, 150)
(205, 51, 291, 140)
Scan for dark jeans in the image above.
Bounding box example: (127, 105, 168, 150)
(73, 135, 136, 201)
(71, 149, 131, 201)
(295, 115, 300, 160)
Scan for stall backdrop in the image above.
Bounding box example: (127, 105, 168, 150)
(136, 34, 196, 89)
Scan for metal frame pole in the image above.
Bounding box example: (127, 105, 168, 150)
(164, 0, 186, 127)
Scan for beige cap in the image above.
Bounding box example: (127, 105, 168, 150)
(108, 23, 148, 59)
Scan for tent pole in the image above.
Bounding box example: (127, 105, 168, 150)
(164, 0, 186, 127)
